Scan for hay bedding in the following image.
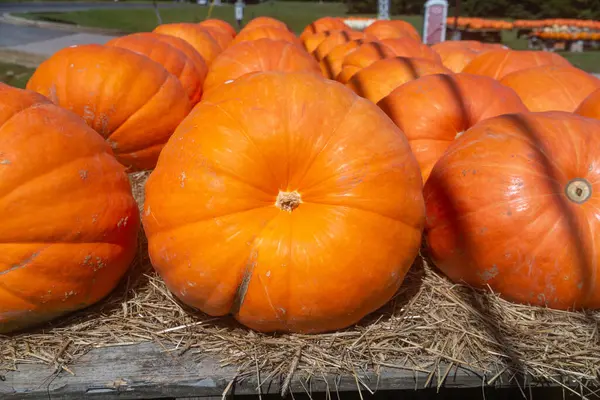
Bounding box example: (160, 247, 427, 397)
(1, 172, 599, 397)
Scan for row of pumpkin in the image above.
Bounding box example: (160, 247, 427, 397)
(2, 16, 600, 335)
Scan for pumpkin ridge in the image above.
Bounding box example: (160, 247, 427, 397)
(0, 152, 106, 200)
(105, 74, 172, 145)
(209, 102, 280, 187)
(291, 97, 360, 189)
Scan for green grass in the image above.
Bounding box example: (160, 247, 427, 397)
(0, 62, 34, 89)
(12, 2, 600, 73)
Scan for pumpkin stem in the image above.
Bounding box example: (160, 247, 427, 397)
(276, 191, 302, 212)
(565, 178, 592, 204)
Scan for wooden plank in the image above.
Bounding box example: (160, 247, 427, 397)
(0, 342, 565, 399)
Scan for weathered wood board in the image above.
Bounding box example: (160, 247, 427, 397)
(0, 341, 581, 399)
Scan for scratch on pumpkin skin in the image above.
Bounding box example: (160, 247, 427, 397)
(0, 252, 40, 276)
(231, 250, 258, 315)
(477, 265, 499, 282)
(79, 170, 88, 180)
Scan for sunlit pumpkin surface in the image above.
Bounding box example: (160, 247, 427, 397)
(425, 112, 600, 309)
(378, 73, 528, 183)
(143, 72, 425, 333)
(0, 83, 139, 333)
(26, 44, 192, 172)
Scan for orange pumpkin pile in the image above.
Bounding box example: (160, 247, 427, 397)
(3, 15, 600, 336)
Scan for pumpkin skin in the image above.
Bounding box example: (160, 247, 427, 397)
(244, 16, 290, 32)
(0, 83, 139, 334)
(198, 25, 234, 49)
(462, 49, 571, 80)
(499, 66, 600, 113)
(154, 23, 222, 65)
(143, 72, 425, 333)
(431, 43, 480, 73)
(424, 111, 600, 309)
(302, 31, 335, 54)
(378, 73, 528, 182)
(26, 44, 192, 171)
(300, 16, 349, 39)
(232, 26, 302, 47)
(203, 38, 321, 95)
(148, 33, 210, 83)
(346, 56, 452, 104)
(575, 88, 600, 120)
(337, 38, 441, 83)
(198, 19, 236, 38)
(363, 20, 421, 41)
(313, 30, 370, 61)
(106, 33, 207, 104)
(320, 38, 377, 79)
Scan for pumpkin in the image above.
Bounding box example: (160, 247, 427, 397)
(26, 44, 192, 171)
(378, 73, 528, 182)
(300, 16, 349, 39)
(434, 40, 506, 53)
(203, 38, 321, 95)
(424, 111, 600, 309)
(313, 30, 370, 61)
(319, 38, 377, 79)
(244, 16, 290, 32)
(232, 26, 302, 48)
(346, 56, 452, 104)
(0, 83, 139, 334)
(337, 38, 441, 83)
(499, 66, 600, 112)
(142, 71, 425, 333)
(147, 32, 211, 82)
(198, 19, 237, 38)
(575, 88, 600, 120)
(431, 42, 480, 73)
(462, 49, 571, 80)
(154, 23, 222, 65)
(106, 32, 207, 104)
(363, 19, 421, 41)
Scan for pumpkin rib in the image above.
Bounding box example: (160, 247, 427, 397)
(104, 76, 174, 151)
(292, 97, 359, 189)
(209, 102, 280, 186)
(0, 153, 97, 199)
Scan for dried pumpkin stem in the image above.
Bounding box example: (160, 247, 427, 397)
(276, 191, 302, 212)
(565, 178, 592, 204)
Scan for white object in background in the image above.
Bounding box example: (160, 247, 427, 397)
(423, 0, 448, 45)
(377, 0, 390, 20)
(342, 18, 376, 31)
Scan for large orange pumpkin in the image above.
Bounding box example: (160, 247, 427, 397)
(575, 88, 600, 120)
(337, 38, 441, 83)
(300, 16, 349, 39)
(313, 30, 370, 61)
(319, 38, 377, 79)
(499, 66, 600, 112)
(424, 111, 600, 309)
(363, 19, 421, 41)
(346, 56, 452, 104)
(0, 83, 139, 334)
(26, 44, 192, 171)
(378, 73, 528, 182)
(203, 38, 320, 95)
(154, 23, 222, 65)
(106, 33, 207, 104)
(462, 49, 571, 80)
(244, 16, 290, 32)
(232, 25, 302, 47)
(143, 72, 425, 333)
